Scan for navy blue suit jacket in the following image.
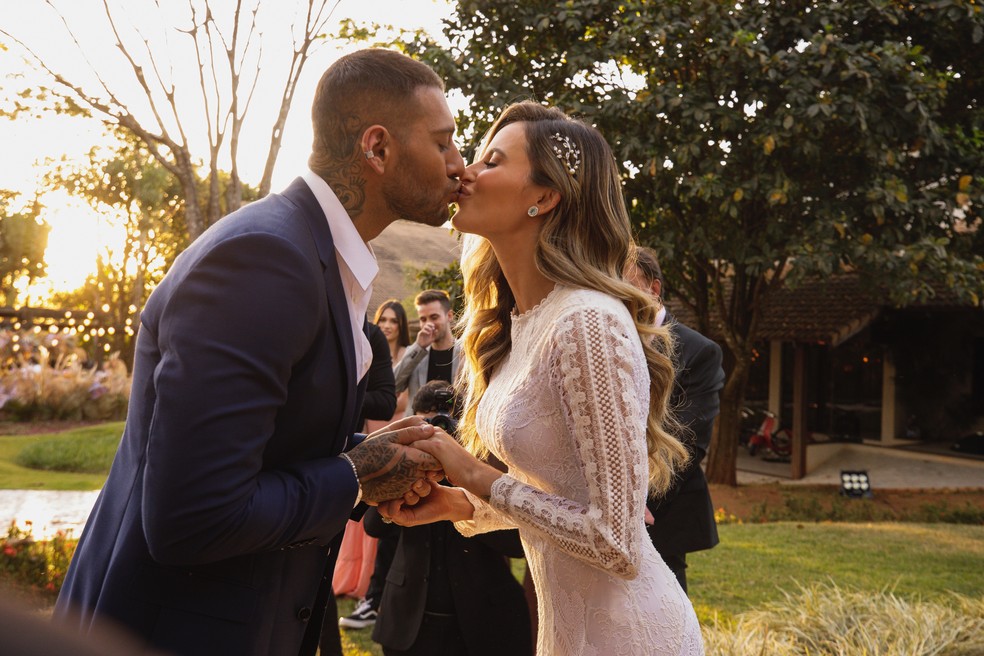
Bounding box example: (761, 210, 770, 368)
(55, 178, 368, 656)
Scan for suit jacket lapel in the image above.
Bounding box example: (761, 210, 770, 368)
(282, 177, 358, 450)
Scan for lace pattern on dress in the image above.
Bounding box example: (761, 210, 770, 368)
(486, 306, 648, 577)
(454, 287, 704, 656)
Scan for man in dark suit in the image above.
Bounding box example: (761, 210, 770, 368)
(627, 246, 725, 593)
(54, 49, 465, 656)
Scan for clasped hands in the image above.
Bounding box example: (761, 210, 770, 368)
(343, 416, 503, 526)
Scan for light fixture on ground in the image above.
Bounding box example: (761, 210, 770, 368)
(840, 470, 872, 498)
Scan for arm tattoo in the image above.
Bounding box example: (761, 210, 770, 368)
(346, 432, 441, 504)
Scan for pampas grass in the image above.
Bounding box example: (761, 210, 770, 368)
(0, 330, 129, 421)
(702, 582, 984, 655)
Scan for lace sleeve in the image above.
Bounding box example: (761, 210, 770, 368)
(487, 306, 649, 578)
(452, 488, 518, 537)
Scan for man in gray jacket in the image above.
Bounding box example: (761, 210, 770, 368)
(394, 289, 462, 414)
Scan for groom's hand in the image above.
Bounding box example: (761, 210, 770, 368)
(378, 481, 475, 527)
(346, 417, 444, 505)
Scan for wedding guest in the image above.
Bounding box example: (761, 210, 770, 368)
(393, 289, 462, 416)
(334, 301, 411, 630)
(365, 381, 532, 656)
(322, 321, 397, 656)
(340, 295, 457, 629)
(626, 246, 724, 594)
(367, 299, 412, 431)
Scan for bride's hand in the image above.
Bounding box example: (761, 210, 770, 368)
(378, 481, 474, 527)
(411, 429, 503, 499)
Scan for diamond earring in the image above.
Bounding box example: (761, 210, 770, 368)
(527, 206, 539, 217)
(364, 150, 374, 159)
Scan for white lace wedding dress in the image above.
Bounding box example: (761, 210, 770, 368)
(454, 286, 704, 655)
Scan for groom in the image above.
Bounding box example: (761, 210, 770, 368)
(54, 49, 466, 656)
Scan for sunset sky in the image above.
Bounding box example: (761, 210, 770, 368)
(0, 0, 454, 301)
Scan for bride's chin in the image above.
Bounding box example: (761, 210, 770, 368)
(450, 211, 474, 234)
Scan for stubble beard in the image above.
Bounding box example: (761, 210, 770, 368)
(382, 166, 453, 227)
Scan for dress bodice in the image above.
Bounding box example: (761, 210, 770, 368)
(454, 286, 704, 655)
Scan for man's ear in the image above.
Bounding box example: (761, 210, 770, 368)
(362, 125, 391, 173)
(536, 188, 561, 215)
(650, 279, 663, 298)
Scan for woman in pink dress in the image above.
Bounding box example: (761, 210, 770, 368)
(332, 300, 411, 599)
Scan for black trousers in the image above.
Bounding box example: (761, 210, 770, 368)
(365, 531, 398, 607)
(661, 552, 688, 594)
(318, 593, 344, 656)
(382, 613, 467, 656)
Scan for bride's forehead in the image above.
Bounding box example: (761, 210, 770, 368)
(483, 122, 527, 155)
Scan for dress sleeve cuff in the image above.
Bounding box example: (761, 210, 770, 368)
(453, 481, 517, 536)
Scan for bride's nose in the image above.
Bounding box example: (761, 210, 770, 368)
(461, 163, 480, 181)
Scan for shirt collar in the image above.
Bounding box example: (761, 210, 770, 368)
(301, 169, 378, 290)
(655, 306, 667, 327)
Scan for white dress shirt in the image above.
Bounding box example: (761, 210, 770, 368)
(302, 170, 378, 383)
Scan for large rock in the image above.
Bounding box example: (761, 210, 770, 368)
(369, 220, 460, 315)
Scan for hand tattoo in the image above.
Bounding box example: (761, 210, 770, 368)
(346, 431, 441, 504)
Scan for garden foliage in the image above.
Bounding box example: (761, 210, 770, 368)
(0, 329, 129, 421)
(0, 521, 76, 598)
(402, 0, 984, 484)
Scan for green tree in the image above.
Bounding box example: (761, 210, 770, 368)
(2, 0, 341, 241)
(47, 131, 259, 367)
(404, 0, 984, 484)
(417, 261, 465, 316)
(0, 191, 50, 307)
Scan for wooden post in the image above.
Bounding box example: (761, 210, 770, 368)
(768, 340, 783, 420)
(792, 344, 808, 479)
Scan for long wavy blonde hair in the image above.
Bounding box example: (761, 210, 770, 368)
(455, 101, 688, 494)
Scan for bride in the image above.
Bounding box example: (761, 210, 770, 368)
(380, 101, 704, 655)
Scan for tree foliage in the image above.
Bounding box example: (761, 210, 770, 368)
(417, 261, 465, 316)
(404, 0, 984, 483)
(46, 131, 259, 367)
(1, 0, 341, 241)
(0, 191, 50, 307)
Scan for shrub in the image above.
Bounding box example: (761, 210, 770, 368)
(714, 507, 742, 525)
(14, 426, 121, 473)
(0, 521, 77, 598)
(0, 329, 129, 422)
(702, 582, 984, 655)
(748, 491, 984, 525)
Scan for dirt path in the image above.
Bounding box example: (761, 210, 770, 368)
(0, 420, 105, 436)
(709, 482, 984, 521)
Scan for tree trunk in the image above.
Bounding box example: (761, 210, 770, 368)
(175, 147, 204, 241)
(207, 159, 222, 229)
(706, 354, 752, 486)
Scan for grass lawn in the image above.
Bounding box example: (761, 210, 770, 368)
(2, 423, 981, 653)
(689, 522, 984, 623)
(0, 422, 122, 490)
(333, 523, 984, 655)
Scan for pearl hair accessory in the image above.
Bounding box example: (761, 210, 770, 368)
(528, 206, 539, 217)
(549, 132, 580, 176)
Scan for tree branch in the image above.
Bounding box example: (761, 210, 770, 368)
(259, 0, 341, 196)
